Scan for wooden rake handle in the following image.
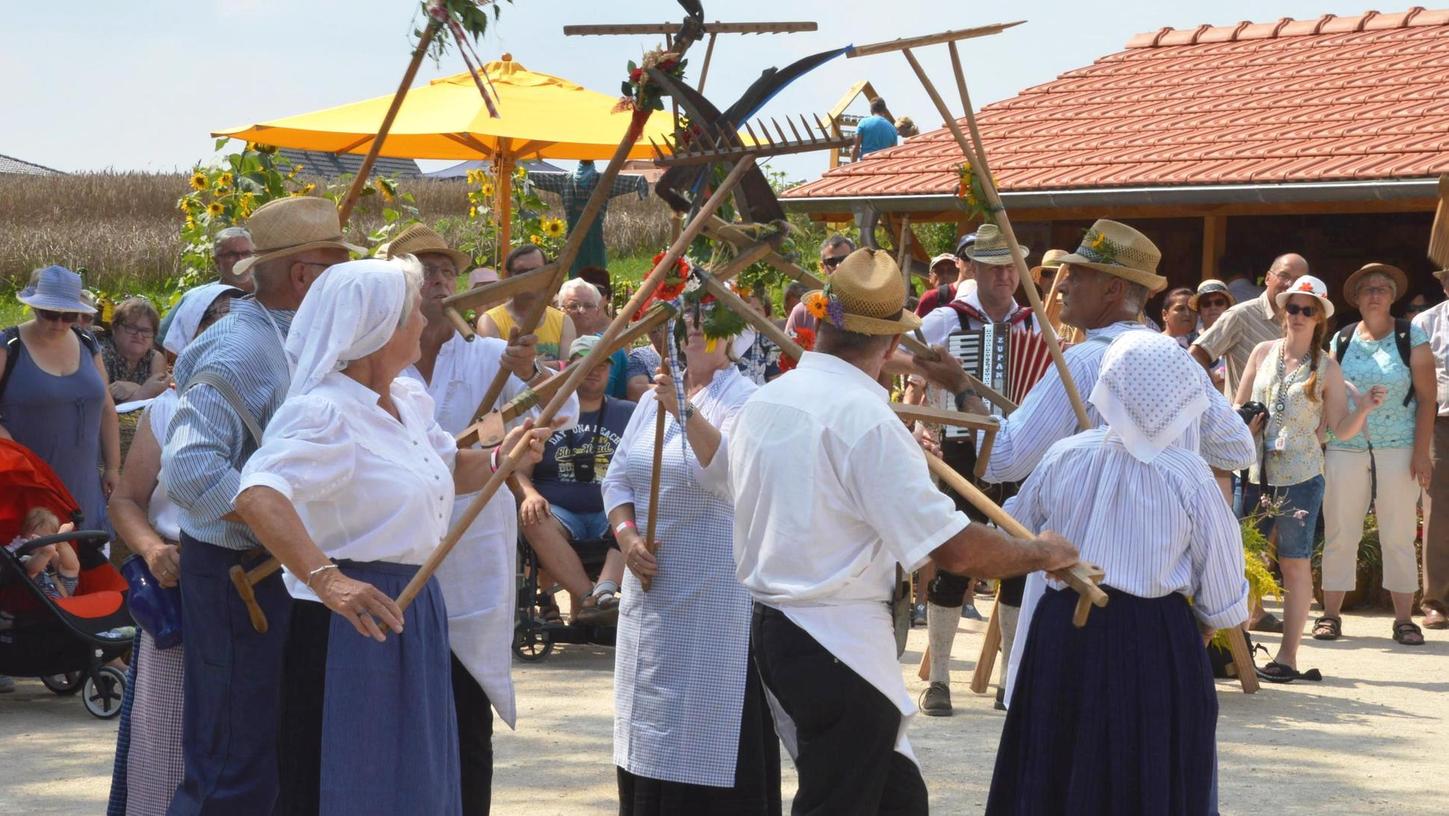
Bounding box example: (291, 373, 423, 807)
(640, 363, 669, 593)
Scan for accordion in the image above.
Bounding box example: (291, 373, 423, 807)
(943, 324, 1053, 438)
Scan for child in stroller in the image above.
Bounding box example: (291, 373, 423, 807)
(6, 507, 80, 600)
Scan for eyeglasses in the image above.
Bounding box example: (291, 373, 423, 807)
(115, 322, 157, 340)
(561, 301, 598, 314)
(1284, 303, 1317, 317)
(216, 249, 255, 262)
(821, 255, 849, 270)
(1199, 297, 1230, 310)
(35, 309, 80, 323)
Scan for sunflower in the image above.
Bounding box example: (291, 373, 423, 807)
(189, 171, 208, 191)
(541, 218, 566, 238)
(479, 182, 494, 198)
(177, 196, 197, 213)
(468, 205, 478, 219)
(529, 234, 545, 246)
(206, 201, 226, 217)
(217, 172, 234, 187)
(514, 166, 527, 181)
(466, 169, 486, 185)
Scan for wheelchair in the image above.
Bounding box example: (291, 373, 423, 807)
(513, 533, 618, 662)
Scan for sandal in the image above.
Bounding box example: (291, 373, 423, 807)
(1393, 620, 1425, 646)
(1255, 661, 1298, 684)
(1250, 612, 1285, 634)
(1311, 616, 1341, 641)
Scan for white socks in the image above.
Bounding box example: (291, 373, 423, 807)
(996, 603, 1021, 689)
(927, 602, 962, 684)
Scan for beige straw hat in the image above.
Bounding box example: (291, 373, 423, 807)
(233, 197, 364, 277)
(964, 224, 1029, 266)
(1342, 262, 1407, 308)
(1029, 248, 1069, 286)
(805, 248, 921, 336)
(386, 222, 471, 271)
(1189, 279, 1235, 311)
(1055, 219, 1167, 293)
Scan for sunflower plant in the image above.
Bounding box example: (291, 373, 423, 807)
(450, 165, 565, 266)
(316, 172, 421, 247)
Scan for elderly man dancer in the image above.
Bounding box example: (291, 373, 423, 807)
(732, 248, 1079, 815)
(160, 197, 359, 814)
(386, 223, 574, 815)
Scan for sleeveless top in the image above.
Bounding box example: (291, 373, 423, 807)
(485, 304, 566, 362)
(1249, 339, 1323, 486)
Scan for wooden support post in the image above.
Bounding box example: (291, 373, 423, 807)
(337, 21, 440, 227)
(968, 609, 1002, 693)
(393, 157, 757, 611)
(1201, 215, 1226, 282)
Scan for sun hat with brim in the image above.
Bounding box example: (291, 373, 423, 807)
(386, 222, 472, 272)
(569, 334, 601, 360)
(804, 248, 921, 336)
(1189, 279, 1235, 311)
(232, 197, 364, 278)
(18, 265, 96, 314)
(1434, 268, 1449, 281)
(1029, 248, 1069, 286)
(929, 252, 957, 271)
(1343, 262, 1408, 308)
(964, 224, 1028, 267)
(1275, 274, 1335, 319)
(1054, 219, 1167, 294)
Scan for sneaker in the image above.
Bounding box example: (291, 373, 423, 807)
(911, 603, 927, 628)
(0, 675, 14, 694)
(919, 682, 953, 717)
(962, 602, 985, 621)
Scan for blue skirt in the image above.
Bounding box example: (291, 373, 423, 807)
(987, 587, 1218, 816)
(318, 561, 460, 816)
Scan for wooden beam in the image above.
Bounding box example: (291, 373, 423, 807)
(440, 264, 556, 316)
(847, 21, 1024, 58)
(1201, 215, 1226, 282)
(564, 21, 817, 36)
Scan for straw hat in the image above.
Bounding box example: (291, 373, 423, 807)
(964, 224, 1029, 266)
(1029, 248, 1069, 286)
(1189, 279, 1235, 311)
(805, 248, 921, 336)
(1055, 219, 1167, 293)
(233, 197, 364, 277)
(386, 222, 471, 271)
(1275, 274, 1335, 319)
(1342, 262, 1407, 308)
(18, 265, 95, 314)
(1434, 268, 1449, 282)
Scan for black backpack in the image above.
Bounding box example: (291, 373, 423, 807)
(1331, 319, 1414, 407)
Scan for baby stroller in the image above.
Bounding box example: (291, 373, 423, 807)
(0, 439, 133, 718)
(514, 533, 618, 662)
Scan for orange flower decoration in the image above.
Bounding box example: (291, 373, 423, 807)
(804, 291, 830, 321)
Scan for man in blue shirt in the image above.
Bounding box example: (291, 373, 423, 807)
(852, 97, 899, 160)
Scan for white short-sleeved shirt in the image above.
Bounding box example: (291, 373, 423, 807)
(238, 372, 458, 603)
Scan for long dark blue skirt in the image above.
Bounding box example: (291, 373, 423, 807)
(316, 561, 460, 816)
(987, 587, 1217, 816)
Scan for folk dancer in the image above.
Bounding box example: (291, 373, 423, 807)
(986, 332, 1249, 816)
(730, 248, 1079, 815)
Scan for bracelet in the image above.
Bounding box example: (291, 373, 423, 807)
(615, 520, 637, 535)
(306, 563, 338, 588)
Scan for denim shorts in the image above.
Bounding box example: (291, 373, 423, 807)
(551, 506, 611, 542)
(1240, 474, 1325, 560)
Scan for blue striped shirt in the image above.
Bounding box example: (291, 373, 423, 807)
(160, 299, 294, 550)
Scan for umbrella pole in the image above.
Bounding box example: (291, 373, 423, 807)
(338, 19, 440, 228)
(497, 147, 513, 268)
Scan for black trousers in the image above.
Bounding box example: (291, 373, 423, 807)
(752, 604, 928, 816)
(451, 653, 494, 816)
(932, 439, 1025, 609)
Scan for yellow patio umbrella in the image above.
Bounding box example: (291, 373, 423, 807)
(215, 54, 674, 258)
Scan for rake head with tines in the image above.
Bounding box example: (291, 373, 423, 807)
(651, 114, 851, 167)
(1431, 175, 1449, 269)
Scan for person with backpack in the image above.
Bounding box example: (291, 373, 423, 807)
(1317, 263, 1435, 647)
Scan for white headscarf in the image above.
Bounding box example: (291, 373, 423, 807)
(1088, 331, 1208, 464)
(285, 259, 408, 397)
(163, 283, 243, 355)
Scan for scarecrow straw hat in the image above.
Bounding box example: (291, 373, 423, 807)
(386, 223, 472, 271)
(233, 197, 364, 277)
(1055, 219, 1167, 293)
(806, 248, 921, 336)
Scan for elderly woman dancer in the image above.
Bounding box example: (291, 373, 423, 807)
(988, 332, 1250, 816)
(1319, 263, 1435, 646)
(233, 258, 552, 815)
(106, 283, 241, 815)
(604, 296, 780, 814)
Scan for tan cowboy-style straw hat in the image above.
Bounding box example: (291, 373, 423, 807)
(1029, 248, 1069, 286)
(1342, 262, 1407, 308)
(964, 224, 1029, 266)
(806, 248, 921, 336)
(1189, 279, 1235, 311)
(1055, 219, 1168, 293)
(233, 197, 364, 277)
(386, 222, 472, 271)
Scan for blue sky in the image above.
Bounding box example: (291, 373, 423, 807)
(3, 1, 1381, 181)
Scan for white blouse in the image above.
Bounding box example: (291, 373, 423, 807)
(237, 372, 458, 603)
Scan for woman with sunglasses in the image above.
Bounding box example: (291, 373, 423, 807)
(1, 265, 121, 537)
(100, 297, 168, 404)
(1318, 264, 1435, 647)
(1234, 275, 1381, 682)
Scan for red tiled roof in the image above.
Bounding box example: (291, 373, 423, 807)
(786, 7, 1449, 201)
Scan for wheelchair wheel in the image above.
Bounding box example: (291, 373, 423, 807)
(82, 665, 127, 719)
(512, 623, 554, 662)
(42, 671, 84, 695)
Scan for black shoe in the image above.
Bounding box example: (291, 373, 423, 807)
(919, 682, 953, 716)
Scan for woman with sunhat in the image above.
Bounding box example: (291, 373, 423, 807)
(0, 265, 120, 539)
(1234, 274, 1381, 682)
(1317, 262, 1435, 647)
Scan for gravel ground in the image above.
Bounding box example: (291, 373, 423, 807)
(2, 599, 1442, 814)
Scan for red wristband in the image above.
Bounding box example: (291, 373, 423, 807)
(615, 520, 637, 535)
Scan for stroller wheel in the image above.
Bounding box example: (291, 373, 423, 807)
(512, 623, 554, 662)
(82, 665, 127, 719)
(41, 671, 84, 696)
